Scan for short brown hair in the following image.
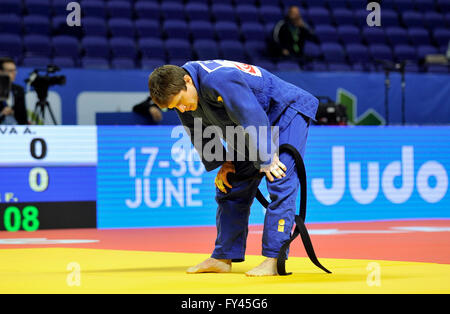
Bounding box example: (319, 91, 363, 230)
(148, 65, 188, 109)
(0, 57, 15, 71)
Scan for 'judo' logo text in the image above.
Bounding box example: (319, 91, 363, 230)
(312, 146, 448, 205)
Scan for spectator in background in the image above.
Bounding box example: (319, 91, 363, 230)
(132, 96, 163, 124)
(0, 57, 28, 125)
(270, 6, 319, 62)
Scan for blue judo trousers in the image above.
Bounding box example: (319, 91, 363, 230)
(177, 60, 318, 261)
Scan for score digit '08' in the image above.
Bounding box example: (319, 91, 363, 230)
(2, 206, 40, 232)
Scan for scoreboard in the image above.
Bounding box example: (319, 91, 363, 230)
(0, 126, 97, 231)
(0, 125, 448, 231)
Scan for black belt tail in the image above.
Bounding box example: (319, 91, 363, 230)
(255, 143, 331, 275)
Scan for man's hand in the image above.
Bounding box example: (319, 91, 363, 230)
(149, 106, 163, 122)
(259, 153, 287, 182)
(0, 106, 14, 117)
(215, 161, 235, 193)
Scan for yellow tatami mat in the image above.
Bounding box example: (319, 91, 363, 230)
(0, 248, 449, 293)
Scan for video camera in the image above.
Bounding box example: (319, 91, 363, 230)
(25, 65, 66, 125)
(0, 74, 10, 102)
(25, 65, 66, 101)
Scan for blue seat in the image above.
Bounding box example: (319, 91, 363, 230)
(416, 45, 438, 60)
(51, 14, 83, 38)
(244, 40, 267, 62)
(23, 15, 51, 35)
(82, 36, 110, 59)
(327, 0, 349, 9)
(52, 35, 79, 58)
(219, 40, 247, 62)
(141, 58, 165, 70)
(193, 39, 220, 60)
(280, 0, 303, 8)
(0, 34, 22, 57)
(23, 34, 51, 57)
(309, 61, 328, 71)
(82, 17, 108, 37)
(81, 57, 110, 70)
(423, 12, 445, 30)
(241, 22, 266, 42)
(134, 1, 160, 20)
(165, 39, 192, 60)
(304, 42, 322, 59)
(346, 43, 370, 63)
(307, 7, 332, 26)
(112, 58, 136, 69)
(394, 44, 417, 61)
(415, 0, 437, 11)
(135, 20, 161, 39)
(332, 8, 354, 25)
(185, 3, 210, 22)
(259, 5, 283, 25)
(168, 58, 190, 66)
(139, 38, 166, 60)
(405, 61, 422, 73)
(252, 59, 276, 72)
(381, 9, 401, 27)
(321, 42, 346, 63)
(82, 1, 107, 19)
(109, 18, 135, 38)
(188, 0, 210, 4)
(433, 28, 450, 46)
(25, 0, 51, 16)
(386, 26, 410, 45)
(237, 0, 257, 5)
(337, 25, 362, 44)
(52, 0, 70, 17)
(354, 10, 368, 27)
(160, 2, 186, 21)
(402, 11, 424, 28)
(189, 21, 215, 40)
(163, 19, 190, 40)
(110, 37, 137, 59)
(303, 0, 328, 7)
(369, 44, 393, 61)
(394, 0, 416, 11)
(21, 56, 51, 67)
(236, 4, 259, 24)
(53, 56, 76, 68)
(362, 27, 387, 45)
(446, 13, 450, 27)
(211, 4, 236, 22)
(427, 64, 449, 73)
(347, 0, 364, 10)
(328, 63, 352, 72)
(215, 22, 240, 41)
(107, 1, 133, 19)
(276, 61, 301, 71)
(0, 0, 22, 15)
(408, 27, 431, 46)
(0, 14, 22, 35)
(314, 25, 338, 43)
(436, 0, 450, 12)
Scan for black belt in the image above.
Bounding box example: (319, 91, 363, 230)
(229, 143, 331, 275)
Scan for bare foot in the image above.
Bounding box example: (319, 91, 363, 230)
(186, 258, 232, 274)
(245, 258, 278, 277)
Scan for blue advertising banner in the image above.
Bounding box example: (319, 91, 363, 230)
(15, 67, 450, 126)
(96, 126, 450, 229)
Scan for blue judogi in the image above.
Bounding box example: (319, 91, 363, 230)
(178, 60, 318, 261)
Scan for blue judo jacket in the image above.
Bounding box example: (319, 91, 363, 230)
(178, 60, 318, 171)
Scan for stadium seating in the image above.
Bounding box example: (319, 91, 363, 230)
(0, 0, 446, 73)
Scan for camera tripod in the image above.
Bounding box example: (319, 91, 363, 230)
(32, 99, 57, 125)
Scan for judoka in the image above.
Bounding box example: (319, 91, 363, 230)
(148, 60, 318, 276)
